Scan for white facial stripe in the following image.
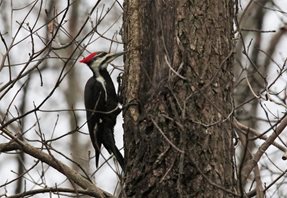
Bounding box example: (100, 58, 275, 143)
(96, 76, 108, 101)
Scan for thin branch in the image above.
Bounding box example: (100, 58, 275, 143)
(6, 187, 108, 198)
(150, 117, 184, 153)
(233, 119, 286, 152)
(241, 114, 287, 183)
(254, 164, 264, 198)
(0, 129, 111, 198)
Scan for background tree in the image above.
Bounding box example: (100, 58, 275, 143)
(233, 1, 287, 197)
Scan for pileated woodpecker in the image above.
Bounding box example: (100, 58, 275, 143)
(79, 51, 125, 171)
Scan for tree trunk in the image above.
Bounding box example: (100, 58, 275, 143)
(122, 0, 236, 197)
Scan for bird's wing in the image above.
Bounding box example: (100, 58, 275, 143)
(101, 125, 125, 170)
(84, 77, 106, 167)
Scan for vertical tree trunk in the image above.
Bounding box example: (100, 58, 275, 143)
(66, 0, 89, 184)
(123, 0, 237, 197)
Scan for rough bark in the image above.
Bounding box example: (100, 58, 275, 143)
(123, 0, 236, 197)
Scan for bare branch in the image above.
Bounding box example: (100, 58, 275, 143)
(241, 114, 287, 182)
(0, 129, 111, 198)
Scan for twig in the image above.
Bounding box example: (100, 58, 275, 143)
(150, 117, 184, 153)
(241, 114, 287, 183)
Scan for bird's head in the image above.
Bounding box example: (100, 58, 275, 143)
(79, 51, 124, 73)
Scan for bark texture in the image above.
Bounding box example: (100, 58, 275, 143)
(123, 0, 236, 197)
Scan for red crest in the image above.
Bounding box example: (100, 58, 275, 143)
(79, 52, 97, 64)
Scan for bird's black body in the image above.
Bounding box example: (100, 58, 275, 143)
(81, 52, 125, 171)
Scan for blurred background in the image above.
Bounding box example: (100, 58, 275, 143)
(0, 0, 124, 196)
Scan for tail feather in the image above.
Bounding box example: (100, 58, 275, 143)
(95, 149, 100, 167)
(101, 125, 125, 171)
(111, 146, 125, 171)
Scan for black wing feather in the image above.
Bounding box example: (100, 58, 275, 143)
(84, 77, 105, 167)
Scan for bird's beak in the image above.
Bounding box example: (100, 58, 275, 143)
(106, 51, 126, 63)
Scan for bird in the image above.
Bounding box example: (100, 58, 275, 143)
(79, 51, 125, 171)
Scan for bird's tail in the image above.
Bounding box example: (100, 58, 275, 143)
(101, 126, 125, 171)
(111, 146, 125, 171)
(95, 142, 124, 170)
(95, 149, 100, 168)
